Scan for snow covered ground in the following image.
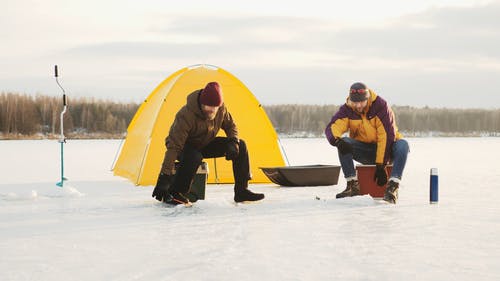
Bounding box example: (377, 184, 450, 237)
(1, 138, 499, 281)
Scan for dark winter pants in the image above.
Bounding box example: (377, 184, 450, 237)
(171, 137, 251, 194)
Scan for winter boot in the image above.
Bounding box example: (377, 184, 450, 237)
(383, 180, 399, 204)
(164, 191, 191, 206)
(336, 179, 361, 199)
(234, 188, 265, 203)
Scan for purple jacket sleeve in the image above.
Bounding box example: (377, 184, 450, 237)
(325, 105, 350, 146)
(370, 97, 397, 164)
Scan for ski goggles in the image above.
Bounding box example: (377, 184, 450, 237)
(349, 88, 368, 95)
(349, 88, 369, 102)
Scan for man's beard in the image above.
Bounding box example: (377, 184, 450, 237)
(204, 110, 216, 120)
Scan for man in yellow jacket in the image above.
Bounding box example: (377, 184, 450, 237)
(325, 82, 409, 203)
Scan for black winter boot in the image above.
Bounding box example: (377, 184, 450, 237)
(234, 188, 265, 203)
(336, 179, 361, 199)
(383, 181, 399, 204)
(164, 191, 191, 206)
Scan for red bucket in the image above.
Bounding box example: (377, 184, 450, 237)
(356, 165, 393, 198)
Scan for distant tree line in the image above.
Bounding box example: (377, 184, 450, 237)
(0, 92, 139, 139)
(1, 92, 499, 139)
(264, 104, 500, 137)
(263, 104, 339, 137)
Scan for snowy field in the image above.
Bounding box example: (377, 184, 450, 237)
(1, 138, 499, 281)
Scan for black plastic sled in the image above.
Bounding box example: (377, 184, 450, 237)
(259, 165, 341, 187)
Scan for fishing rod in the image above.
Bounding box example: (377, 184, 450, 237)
(55, 65, 68, 187)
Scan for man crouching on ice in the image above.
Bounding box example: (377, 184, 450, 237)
(152, 81, 264, 205)
(325, 82, 409, 204)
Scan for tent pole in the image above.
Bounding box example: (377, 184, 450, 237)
(213, 158, 219, 184)
(278, 138, 290, 166)
(110, 136, 126, 171)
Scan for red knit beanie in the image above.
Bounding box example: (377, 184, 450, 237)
(200, 82, 223, 106)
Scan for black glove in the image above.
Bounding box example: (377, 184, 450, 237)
(225, 137, 240, 160)
(373, 164, 388, 186)
(334, 138, 353, 155)
(152, 172, 174, 202)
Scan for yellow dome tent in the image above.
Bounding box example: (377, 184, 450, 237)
(113, 64, 285, 185)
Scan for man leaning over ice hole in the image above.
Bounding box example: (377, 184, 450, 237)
(152, 81, 265, 205)
(324, 82, 409, 204)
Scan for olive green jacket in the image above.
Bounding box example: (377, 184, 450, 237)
(161, 89, 237, 174)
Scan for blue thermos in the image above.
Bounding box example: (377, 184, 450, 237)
(430, 168, 438, 204)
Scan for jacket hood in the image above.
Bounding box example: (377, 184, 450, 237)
(186, 90, 206, 119)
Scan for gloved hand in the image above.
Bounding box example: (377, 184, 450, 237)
(334, 138, 353, 155)
(152, 172, 174, 202)
(225, 137, 239, 160)
(373, 164, 388, 186)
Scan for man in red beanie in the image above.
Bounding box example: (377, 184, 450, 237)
(152, 81, 264, 205)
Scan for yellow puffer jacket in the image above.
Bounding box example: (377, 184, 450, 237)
(325, 90, 402, 164)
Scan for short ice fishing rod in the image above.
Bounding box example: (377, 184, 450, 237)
(55, 65, 68, 187)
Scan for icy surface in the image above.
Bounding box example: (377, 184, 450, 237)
(1, 138, 499, 280)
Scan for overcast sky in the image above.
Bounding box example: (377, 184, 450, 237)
(2, 0, 499, 108)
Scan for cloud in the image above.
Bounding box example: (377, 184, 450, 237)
(328, 3, 500, 60)
(62, 2, 500, 70)
(64, 16, 322, 60)
(5, 1, 500, 107)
